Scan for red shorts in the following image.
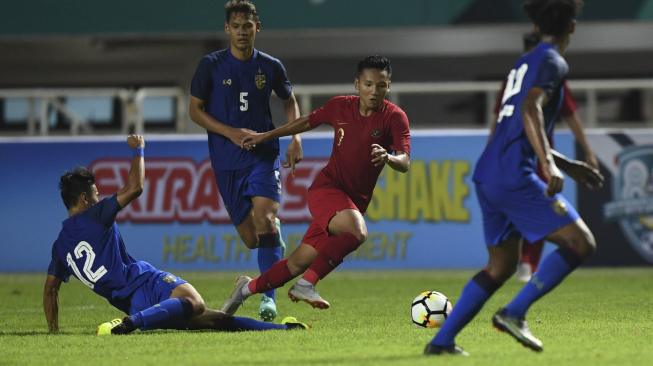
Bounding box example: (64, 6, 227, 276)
(301, 187, 358, 250)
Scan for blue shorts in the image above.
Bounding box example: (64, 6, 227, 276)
(214, 158, 281, 226)
(128, 270, 187, 314)
(475, 177, 579, 246)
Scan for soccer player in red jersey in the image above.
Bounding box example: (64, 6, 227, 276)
(220, 55, 411, 314)
(492, 31, 599, 282)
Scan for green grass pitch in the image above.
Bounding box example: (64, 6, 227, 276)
(1, 269, 652, 365)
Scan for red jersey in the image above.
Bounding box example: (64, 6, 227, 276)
(308, 96, 411, 212)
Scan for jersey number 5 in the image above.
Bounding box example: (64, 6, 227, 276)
(66, 241, 108, 289)
(240, 92, 248, 111)
(497, 63, 528, 123)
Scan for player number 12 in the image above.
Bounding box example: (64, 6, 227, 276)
(497, 63, 528, 123)
(66, 241, 108, 289)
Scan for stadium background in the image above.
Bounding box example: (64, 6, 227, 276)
(1, 0, 652, 273)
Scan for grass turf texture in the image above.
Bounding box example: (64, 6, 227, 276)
(1, 268, 651, 366)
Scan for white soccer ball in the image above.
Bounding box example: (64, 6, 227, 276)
(411, 291, 452, 328)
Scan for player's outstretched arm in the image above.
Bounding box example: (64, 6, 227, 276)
(282, 93, 303, 174)
(522, 87, 563, 196)
(242, 116, 313, 149)
(43, 275, 62, 333)
(116, 134, 145, 208)
(189, 96, 254, 146)
(551, 150, 604, 190)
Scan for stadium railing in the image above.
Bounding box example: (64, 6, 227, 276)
(0, 79, 651, 135)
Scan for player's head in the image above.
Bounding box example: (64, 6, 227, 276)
(224, 0, 260, 52)
(355, 55, 392, 111)
(524, 0, 583, 43)
(523, 31, 541, 52)
(59, 167, 99, 212)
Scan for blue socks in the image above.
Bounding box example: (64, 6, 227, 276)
(257, 232, 283, 300)
(220, 316, 287, 331)
(504, 247, 582, 319)
(130, 298, 193, 330)
(431, 271, 500, 347)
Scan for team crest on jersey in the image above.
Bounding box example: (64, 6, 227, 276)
(255, 69, 266, 90)
(370, 129, 382, 138)
(162, 274, 177, 284)
(604, 145, 653, 264)
(552, 200, 568, 216)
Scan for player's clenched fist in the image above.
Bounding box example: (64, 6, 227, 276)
(127, 134, 145, 148)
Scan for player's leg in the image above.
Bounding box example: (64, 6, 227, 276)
(298, 208, 367, 286)
(99, 272, 198, 335)
(187, 308, 307, 331)
(221, 240, 319, 315)
(503, 218, 595, 319)
(425, 236, 518, 356)
(250, 196, 284, 320)
(495, 180, 592, 351)
(245, 160, 285, 321)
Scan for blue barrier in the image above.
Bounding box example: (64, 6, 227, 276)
(0, 131, 576, 272)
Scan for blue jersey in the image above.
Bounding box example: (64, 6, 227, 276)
(473, 42, 568, 188)
(190, 48, 293, 171)
(48, 195, 157, 311)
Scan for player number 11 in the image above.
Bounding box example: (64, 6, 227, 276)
(497, 63, 528, 123)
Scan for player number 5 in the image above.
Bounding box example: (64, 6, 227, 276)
(66, 241, 108, 289)
(240, 92, 248, 111)
(497, 63, 528, 123)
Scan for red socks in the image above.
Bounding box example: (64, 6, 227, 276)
(303, 232, 361, 284)
(248, 259, 292, 294)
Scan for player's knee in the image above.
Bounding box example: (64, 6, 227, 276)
(186, 297, 206, 316)
(253, 211, 277, 233)
(346, 227, 367, 244)
(578, 229, 597, 258)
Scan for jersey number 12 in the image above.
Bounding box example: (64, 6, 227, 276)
(66, 241, 108, 289)
(497, 63, 528, 123)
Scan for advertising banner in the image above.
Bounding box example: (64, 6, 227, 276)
(578, 130, 653, 266)
(0, 131, 577, 272)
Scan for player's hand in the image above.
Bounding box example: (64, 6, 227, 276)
(229, 128, 256, 148)
(241, 131, 266, 151)
(584, 152, 599, 171)
(127, 134, 145, 148)
(544, 162, 564, 197)
(566, 160, 604, 191)
(371, 144, 389, 167)
(283, 136, 303, 175)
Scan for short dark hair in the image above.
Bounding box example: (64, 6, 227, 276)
(224, 0, 259, 23)
(59, 167, 95, 209)
(523, 31, 541, 51)
(357, 55, 392, 77)
(524, 0, 583, 37)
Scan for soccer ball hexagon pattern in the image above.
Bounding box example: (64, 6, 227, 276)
(411, 291, 452, 328)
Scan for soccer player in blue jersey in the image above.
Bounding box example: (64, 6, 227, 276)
(188, 0, 302, 322)
(425, 0, 604, 356)
(43, 135, 307, 335)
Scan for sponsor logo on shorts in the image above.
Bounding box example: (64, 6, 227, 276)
(552, 200, 568, 215)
